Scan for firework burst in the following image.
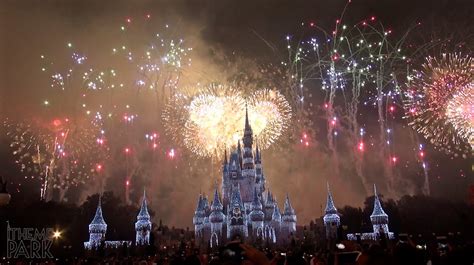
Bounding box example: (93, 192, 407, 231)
(163, 84, 292, 157)
(404, 53, 473, 156)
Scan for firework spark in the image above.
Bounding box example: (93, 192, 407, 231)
(163, 84, 292, 157)
(404, 53, 473, 156)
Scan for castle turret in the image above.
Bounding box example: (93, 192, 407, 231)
(241, 107, 256, 205)
(323, 183, 340, 241)
(249, 188, 264, 239)
(193, 195, 205, 238)
(281, 195, 297, 241)
(223, 149, 229, 178)
(346, 184, 394, 241)
(254, 144, 266, 195)
(135, 189, 152, 245)
(242, 106, 255, 171)
(370, 184, 390, 237)
(85, 197, 107, 249)
(272, 203, 282, 224)
(237, 140, 243, 168)
(269, 201, 281, 243)
(263, 190, 275, 222)
(209, 188, 225, 242)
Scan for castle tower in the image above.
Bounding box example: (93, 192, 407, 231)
(370, 184, 390, 238)
(269, 202, 281, 243)
(135, 189, 152, 246)
(209, 188, 225, 244)
(237, 140, 243, 168)
(249, 188, 265, 239)
(241, 107, 256, 204)
(323, 183, 340, 241)
(86, 197, 107, 249)
(263, 190, 275, 223)
(227, 184, 248, 240)
(242, 107, 255, 171)
(254, 144, 266, 195)
(222, 149, 230, 189)
(193, 195, 206, 239)
(223, 150, 242, 206)
(281, 195, 297, 241)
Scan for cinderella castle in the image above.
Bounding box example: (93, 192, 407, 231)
(84, 190, 152, 249)
(193, 110, 297, 247)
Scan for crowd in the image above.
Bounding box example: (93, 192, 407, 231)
(5, 234, 474, 265)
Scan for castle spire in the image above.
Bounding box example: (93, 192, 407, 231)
(255, 142, 261, 164)
(249, 187, 264, 224)
(135, 188, 152, 245)
(195, 194, 203, 212)
(266, 190, 273, 204)
(237, 140, 242, 168)
(371, 184, 388, 217)
(224, 148, 228, 164)
(323, 182, 340, 240)
(325, 182, 337, 214)
(245, 104, 251, 131)
(251, 187, 262, 210)
(91, 196, 106, 226)
(85, 195, 107, 249)
(209, 187, 225, 226)
(230, 184, 243, 207)
(211, 187, 223, 211)
(369, 184, 392, 239)
(242, 106, 254, 171)
(272, 203, 281, 221)
(283, 194, 295, 215)
(137, 188, 150, 219)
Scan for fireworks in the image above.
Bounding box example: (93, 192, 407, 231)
(112, 22, 192, 103)
(163, 84, 292, 157)
(4, 117, 106, 200)
(404, 53, 473, 156)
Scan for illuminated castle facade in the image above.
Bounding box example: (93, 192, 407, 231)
(84, 191, 152, 250)
(193, 111, 297, 247)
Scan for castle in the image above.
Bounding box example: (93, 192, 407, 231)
(193, 110, 297, 247)
(84, 190, 152, 249)
(323, 184, 395, 241)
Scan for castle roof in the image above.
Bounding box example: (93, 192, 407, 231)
(210, 187, 223, 212)
(265, 190, 274, 205)
(272, 203, 282, 221)
(370, 184, 389, 225)
(371, 184, 388, 217)
(283, 195, 295, 216)
(325, 182, 338, 215)
(244, 105, 252, 134)
(137, 189, 150, 221)
(195, 194, 205, 213)
(89, 196, 107, 233)
(255, 144, 261, 160)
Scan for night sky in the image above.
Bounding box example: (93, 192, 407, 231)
(0, 0, 472, 227)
